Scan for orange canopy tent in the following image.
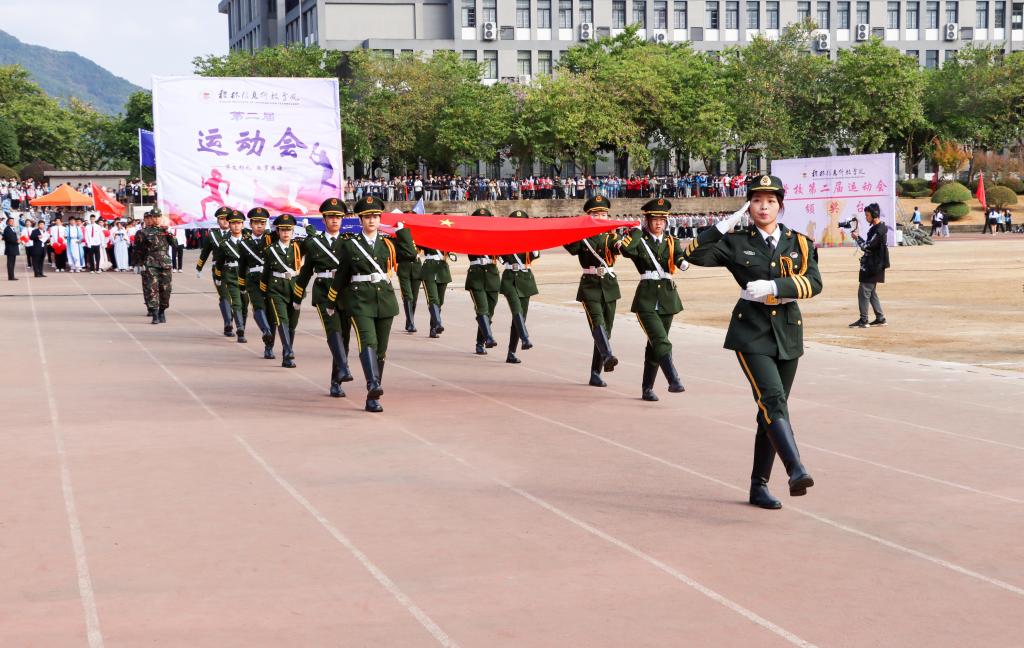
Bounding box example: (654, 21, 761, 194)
(29, 183, 95, 207)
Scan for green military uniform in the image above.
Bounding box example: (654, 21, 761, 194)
(499, 209, 538, 364)
(397, 221, 422, 333)
(327, 196, 416, 412)
(196, 206, 235, 336)
(564, 194, 621, 386)
(464, 207, 500, 354)
(294, 198, 354, 397)
(134, 209, 175, 324)
(419, 245, 452, 338)
(218, 209, 248, 343)
(683, 174, 821, 509)
(239, 207, 278, 359)
(618, 197, 688, 401)
(260, 214, 303, 368)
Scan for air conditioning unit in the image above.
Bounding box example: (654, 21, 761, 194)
(944, 22, 959, 40)
(518, 74, 532, 84)
(855, 23, 870, 40)
(815, 31, 831, 50)
(580, 22, 594, 40)
(482, 21, 497, 41)
(652, 31, 668, 43)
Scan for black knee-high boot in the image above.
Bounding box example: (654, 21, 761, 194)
(232, 309, 246, 343)
(326, 332, 350, 397)
(641, 362, 659, 402)
(749, 424, 782, 509)
(403, 300, 417, 333)
(278, 326, 296, 368)
(657, 354, 685, 393)
(506, 322, 521, 364)
(592, 325, 617, 372)
(359, 348, 383, 412)
(589, 346, 606, 387)
(253, 309, 275, 359)
(512, 313, 532, 350)
(764, 419, 814, 496)
(429, 303, 444, 336)
(219, 298, 233, 336)
(476, 313, 497, 348)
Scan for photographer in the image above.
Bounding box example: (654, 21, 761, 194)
(847, 203, 890, 328)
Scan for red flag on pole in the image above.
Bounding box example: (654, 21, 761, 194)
(976, 172, 987, 210)
(92, 183, 126, 219)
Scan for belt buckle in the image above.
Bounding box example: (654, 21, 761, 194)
(764, 295, 779, 306)
(597, 267, 606, 277)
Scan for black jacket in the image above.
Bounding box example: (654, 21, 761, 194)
(29, 228, 47, 256)
(2, 225, 18, 256)
(857, 222, 890, 283)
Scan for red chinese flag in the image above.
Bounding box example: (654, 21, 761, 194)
(976, 172, 987, 210)
(377, 213, 638, 255)
(92, 183, 126, 219)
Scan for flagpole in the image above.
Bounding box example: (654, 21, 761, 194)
(137, 129, 144, 216)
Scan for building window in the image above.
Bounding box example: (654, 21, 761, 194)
(538, 0, 552, 27)
(724, 1, 739, 27)
(977, 1, 989, 26)
(946, 1, 958, 23)
(463, 50, 478, 62)
(926, 1, 939, 26)
(1012, 2, 1022, 28)
(747, 0, 760, 27)
(483, 50, 498, 79)
(838, 1, 850, 27)
(817, 1, 830, 27)
(517, 0, 531, 27)
(905, 48, 919, 61)
(906, 2, 919, 27)
(538, 50, 553, 75)
(797, 1, 811, 22)
(655, 0, 669, 27)
(634, 0, 648, 26)
(613, 0, 627, 27)
(580, 0, 594, 24)
(925, 49, 939, 67)
(995, 1, 1006, 27)
(462, 0, 476, 27)
(517, 50, 532, 76)
(766, 1, 779, 27)
(675, 1, 689, 28)
(559, 0, 573, 27)
(888, 1, 900, 27)
(856, 1, 869, 23)
(482, 0, 497, 22)
(706, 1, 720, 28)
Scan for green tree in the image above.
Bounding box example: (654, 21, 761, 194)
(0, 116, 19, 165)
(985, 185, 1017, 209)
(64, 98, 128, 170)
(0, 65, 76, 166)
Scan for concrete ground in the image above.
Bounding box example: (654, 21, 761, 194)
(1, 245, 1021, 647)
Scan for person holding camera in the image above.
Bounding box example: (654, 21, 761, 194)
(848, 203, 890, 328)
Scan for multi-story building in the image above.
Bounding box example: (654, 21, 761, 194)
(220, 1, 1024, 77)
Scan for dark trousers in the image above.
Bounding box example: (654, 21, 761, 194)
(53, 251, 67, 271)
(170, 244, 184, 270)
(31, 253, 45, 276)
(736, 352, 799, 427)
(6, 254, 16, 279)
(85, 245, 101, 271)
(636, 311, 675, 364)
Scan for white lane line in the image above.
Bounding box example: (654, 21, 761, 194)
(386, 359, 1024, 599)
(27, 279, 105, 648)
(77, 277, 458, 648)
(396, 425, 818, 648)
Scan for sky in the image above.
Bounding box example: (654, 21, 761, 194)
(1, 0, 228, 88)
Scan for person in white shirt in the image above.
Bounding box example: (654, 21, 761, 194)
(83, 214, 105, 273)
(111, 221, 130, 270)
(48, 217, 67, 272)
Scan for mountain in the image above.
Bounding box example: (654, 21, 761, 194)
(0, 29, 143, 115)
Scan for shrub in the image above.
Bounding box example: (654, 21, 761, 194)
(940, 201, 970, 220)
(997, 176, 1024, 194)
(905, 189, 932, 198)
(19, 159, 55, 183)
(899, 178, 931, 193)
(0, 163, 17, 179)
(931, 181, 972, 204)
(986, 185, 1018, 209)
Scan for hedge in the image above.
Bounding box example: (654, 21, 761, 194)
(986, 185, 1018, 208)
(940, 201, 971, 220)
(932, 181, 972, 204)
(997, 177, 1024, 194)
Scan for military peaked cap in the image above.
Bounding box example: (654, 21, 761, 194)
(640, 197, 671, 215)
(746, 174, 785, 200)
(583, 195, 611, 213)
(274, 214, 297, 229)
(247, 207, 270, 221)
(354, 196, 385, 215)
(320, 197, 350, 216)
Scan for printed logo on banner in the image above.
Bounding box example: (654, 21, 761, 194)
(152, 76, 343, 229)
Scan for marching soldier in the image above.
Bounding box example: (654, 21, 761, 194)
(683, 175, 821, 509)
(564, 194, 620, 387)
(134, 208, 175, 324)
(617, 197, 688, 401)
(419, 243, 452, 339)
(196, 206, 235, 337)
(260, 214, 303, 368)
(326, 196, 416, 412)
(464, 207, 500, 355)
(498, 209, 537, 364)
(135, 210, 155, 316)
(396, 211, 422, 333)
(294, 198, 355, 398)
(217, 209, 248, 343)
(239, 207, 277, 358)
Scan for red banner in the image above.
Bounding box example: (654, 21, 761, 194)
(976, 172, 987, 210)
(92, 183, 126, 219)
(377, 213, 637, 255)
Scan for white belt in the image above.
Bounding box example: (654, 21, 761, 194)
(422, 254, 444, 261)
(272, 271, 295, 279)
(639, 271, 668, 280)
(351, 273, 388, 283)
(224, 261, 238, 267)
(582, 266, 615, 277)
(247, 265, 263, 274)
(315, 270, 336, 279)
(739, 290, 796, 305)
(469, 258, 493, 266)
(503, 263, 530, 272)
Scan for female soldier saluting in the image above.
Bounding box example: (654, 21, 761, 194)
(683, 175, 821, 509)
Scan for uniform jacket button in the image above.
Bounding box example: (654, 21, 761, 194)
(771, 310, 777, 316)
(770, 262, 776, 267)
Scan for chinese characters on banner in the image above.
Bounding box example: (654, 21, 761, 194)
(152, 77, 342, 228)
(771, 153, 896, 247)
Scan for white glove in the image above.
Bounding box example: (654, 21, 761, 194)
(745, 280, 777, 300)
(716, 201, 750, 234)
(677, 259, 689, 271)
(396, 221, 404, 230)
(292, 301, 302, 311)
(325, 308, 336, 318)
(195, 270, 202, 279)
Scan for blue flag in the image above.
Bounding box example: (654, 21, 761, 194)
(413, 197, 426, 214)
(139, 129, 156, 167)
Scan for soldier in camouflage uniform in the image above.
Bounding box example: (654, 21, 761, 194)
(135, 210, 156, 316)
(498, 208, 538, 364)
(134, 208, 175, 324)
(239, 207, 277, 359)
(196, 206, 234, 336)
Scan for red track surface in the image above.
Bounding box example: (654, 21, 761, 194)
(2, 256, 1022, 647)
